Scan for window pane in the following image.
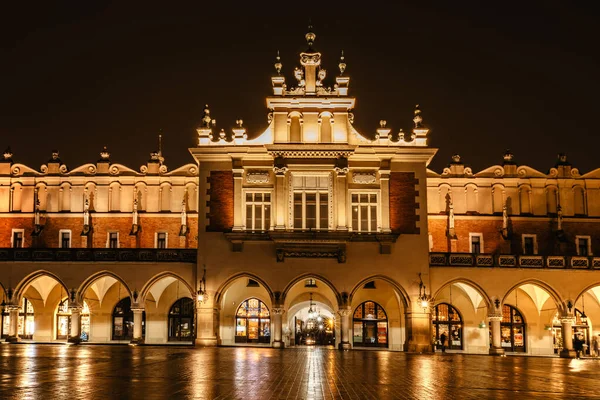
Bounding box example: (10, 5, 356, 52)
(364, 302, 375, 319)
(246, 205, 253, 229)
(254, 204, 262, 231)
(306, 193, 316, 229)
(294, 193, 303, 229)
(319, 193, 328, 230)
(352, 194, 358, 203)
(255, 193, 263, 202)
(360, 205, 368, 231)
(360, 194, 368, 203)
(352, 205, 359, 231)
(264, 193, 270, 202)
(370, 206, 377, 232)
(369, 194, 376, 203)
(264, 205, 270, 230)
(246, 193, 253, 202)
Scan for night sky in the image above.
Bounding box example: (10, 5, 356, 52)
(1, 3, 598, 174)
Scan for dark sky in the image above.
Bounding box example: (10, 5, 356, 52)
(1, 2, 598, 174)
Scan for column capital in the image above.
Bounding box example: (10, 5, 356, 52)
(337, 306, 351, 317)
(272, 307, 285, 315)
(131, 306, 145, 313)
(378, 169, 391, 179)
(559, 316, 576, 324)
(69, 305, 83, 313)
(487, 314, 502, 322)
(6, 304, 20, 312)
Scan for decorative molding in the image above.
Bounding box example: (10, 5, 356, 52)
(352, 172, 377, 184)
(246, 171, 271, 184)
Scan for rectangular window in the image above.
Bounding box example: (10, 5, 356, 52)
(522, 234, 537, 255)
(244, 192, 271, 231)
(156, 232, 167, 249)
(60, 230, 71, 249)
(351, 193, 378, 232)
(293, 191, 328, 230)
(577, 236, 591, 256)
(11, 229, 24, 248)
(108, 232, 119, 249)
(470, 233, 483, 254)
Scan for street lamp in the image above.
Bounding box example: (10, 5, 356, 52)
(418, 273, 431, 310)
(197, 266, 207, 304)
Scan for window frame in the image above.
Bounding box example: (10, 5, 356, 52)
(469, 233, 484, 254)
(59, 229, 72, 249)
(521, 234, 537, 255)
(293, 190, 330, 231)
(242, 189, 274, 232)
(348, 190, 381, 233)
(576, 235, 592, 256)
(155, 231, 168, 249)
(107, 231, 120, 249)
(11, 229, 24, 248)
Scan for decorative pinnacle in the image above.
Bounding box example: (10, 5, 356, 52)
(503, 149, 514, 163)
(202, 104, 212, 128)
(305, 22, 316, 48)
(379, 120, 387, 128)
(3, 146, 13, 160)
(51, 150, 60, 161)
(413, 104, 423, 128)
(100, 146, 110, 160)
(451, 154, 461, 164)
(339, 50, 346, 75)
(236, 119, 244, 128)
(274, 50, 282, 75)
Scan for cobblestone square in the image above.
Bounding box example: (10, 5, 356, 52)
(1, 345, 599, 399)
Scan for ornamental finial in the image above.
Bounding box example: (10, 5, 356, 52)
(202, 104, 212, 128)
(3, 146, 13, 160)
(413, 104, 423, 128)
(338, 50, 346, 75)
(274, 50, 282, 75)
(305, 21, 316, 48)
(100, 146, 110, 160)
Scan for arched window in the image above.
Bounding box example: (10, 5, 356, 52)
(235, 298, 270, 344)
(352, 301, 388, 348)
(432, 303, 462, 350)
(499, 304, 525, 352)
(289, 115, 302, 142)
(168, 298, 194, 341)
(519, 187, 531, 214)
(112, 297, 144, 341)
(56, 299, 90, 341)
(546, 187, 558, 215)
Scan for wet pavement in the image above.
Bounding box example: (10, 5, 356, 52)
(0, 345, 599, 400)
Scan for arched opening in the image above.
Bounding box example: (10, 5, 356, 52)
(502, 281, 561, 355)
(112, 297, 145, 341)
(13, 272, 70, 341)
(284, 275, 340, 348)
(432, 280, 490, 353)
(235, 298, 271, 344)
(546, 187, 558, 214)
(56, 299, 90, 341)
(141, 273, 195, 344)
(498, 304, 526, 352)
(289, 115, 302, 142)
(168, 297, 194, 341)
(352, 301, 388, 348)
(78, 273, 132, 343)
(432, 303, 463, 350)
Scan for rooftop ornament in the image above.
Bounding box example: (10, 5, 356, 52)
(338, 50, 346, 75)
(3, 147, 13, 161)
(274, 51, 282, 75)
(100, 146, 110, 161)
(413, 104, 423, 129)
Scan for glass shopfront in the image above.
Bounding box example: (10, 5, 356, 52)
(499, 305, 526, 352)
(112, 297, 145, 340)
(235, 298, 270, 343)
(56, 299, 90, 341)
(168, 297, 194, 341)
(432, 303, 462, 350)
(353, 301, 388, 348)
(1, 298, 35, 339)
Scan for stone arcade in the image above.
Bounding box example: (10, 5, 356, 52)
(1, 29, 599, 358)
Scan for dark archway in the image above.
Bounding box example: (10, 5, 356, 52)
(168, 297, 194, 341)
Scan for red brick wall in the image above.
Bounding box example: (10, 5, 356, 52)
(389, 172, 419, 234)
(206, 171, 234, 232)
(428, 217, 600, 256)
(0, 214, 197, 249)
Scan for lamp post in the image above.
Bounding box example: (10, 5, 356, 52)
(197, 266, 207, 304)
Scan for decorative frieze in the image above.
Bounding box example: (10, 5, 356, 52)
(246, 171, 271, 184)
(352, 172, 377, 184)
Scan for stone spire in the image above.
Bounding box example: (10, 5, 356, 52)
(274, 50, 282, 75)
(412, 104, 429, 146)
(338, 51, 346, 76)
(299, 24, 321, 94)
(272, 51, 286, 95)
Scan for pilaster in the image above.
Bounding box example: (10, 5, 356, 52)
(379, 169, 391, 233)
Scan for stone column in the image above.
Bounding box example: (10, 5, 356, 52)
(232, 166, 244, 231)
(488, 315, 504, 355)
(560, 316, 576, 358)
(335, 170, 348, 230)
(196, 299, 218, 347)
(338, 307, 351, 350)
(131, 307, 145, 344)
(7, 305, 20, 343)
(274, 168, 287, 230)
(272, 307, 284, 349)
(68, 306, 82, 344)
(379, 170, 391, 233)
(404, 309, 432, 353)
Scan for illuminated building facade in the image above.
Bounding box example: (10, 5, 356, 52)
(0, 29, 598, 358)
